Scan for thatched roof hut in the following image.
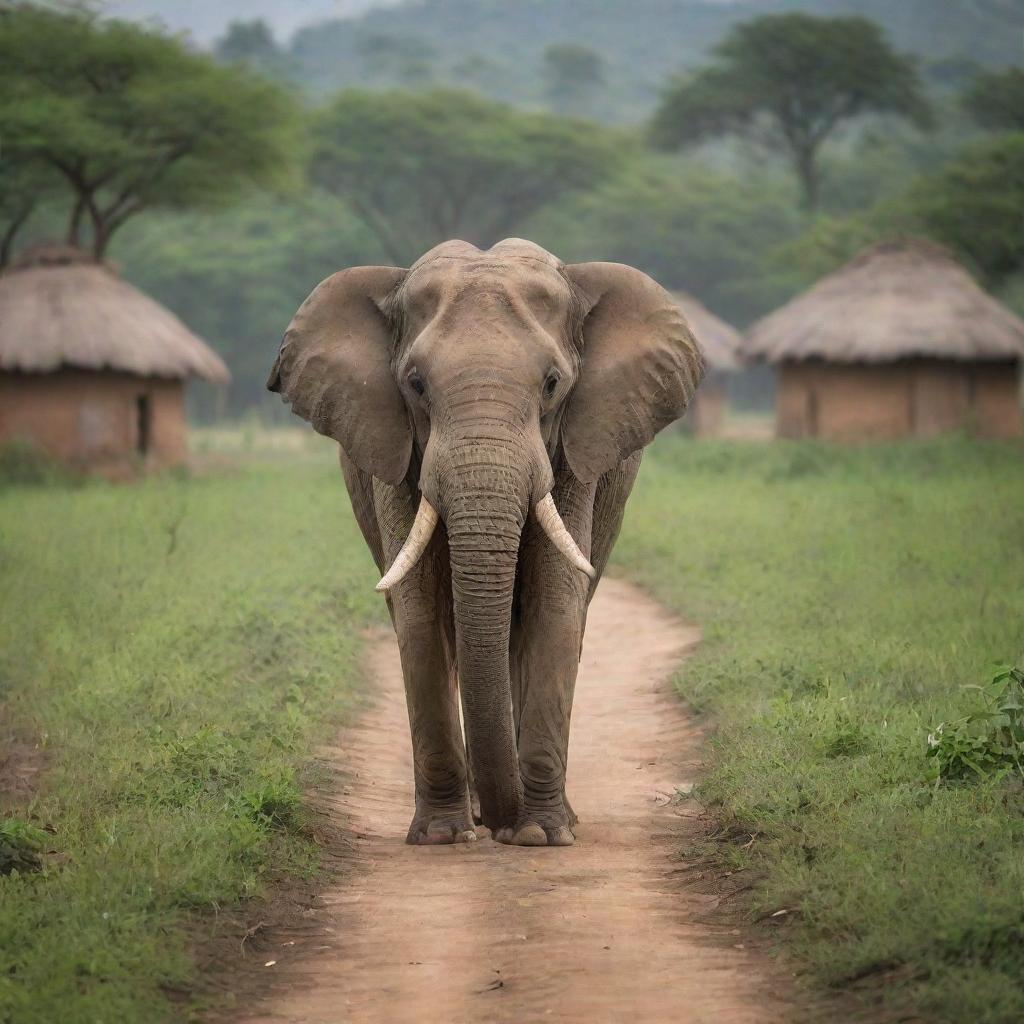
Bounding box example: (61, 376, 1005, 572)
(747, 239, 1024, 440)
(673, 292, 744, 436)
(0, 245, 229, 472)
(0, 245, 228, 381)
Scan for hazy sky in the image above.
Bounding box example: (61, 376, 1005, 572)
(99, 1, 401, 45)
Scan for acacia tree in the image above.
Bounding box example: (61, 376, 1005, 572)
(0, 159, 58, 268)
(650, 13, 931, 212)
(0, 6, 298, 259)
(310, 89, 619, 264)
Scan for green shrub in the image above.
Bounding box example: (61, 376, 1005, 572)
(927, 666, 1024, 782)
(0, 819, 48, 875)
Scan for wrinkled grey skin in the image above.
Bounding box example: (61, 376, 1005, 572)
(269, 239, 703, 847)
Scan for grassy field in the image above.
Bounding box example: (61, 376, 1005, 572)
(616, 438, 1024, 1024)
(0, 454, 381, 1022)
(2, 437, 1023, 1022)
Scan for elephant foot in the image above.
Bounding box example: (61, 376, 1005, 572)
(405, 804, 478, 846)
(493, 806, 576, 847)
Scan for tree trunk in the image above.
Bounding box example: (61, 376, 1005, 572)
(92, 218, 112, 260)
(795, 144, 821, 213)
(67, 196, 85, 247)
(0, 205, 33, 269)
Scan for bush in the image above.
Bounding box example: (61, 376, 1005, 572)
(0, 440, 73, 488)
(928, 666, 1024, 782)
(0, 819, 48, 875)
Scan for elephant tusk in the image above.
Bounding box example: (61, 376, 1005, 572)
(376, 496, 439, 592)
(534, 493, 596, 580)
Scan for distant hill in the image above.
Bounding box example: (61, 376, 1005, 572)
(283, 0, 1023, 119)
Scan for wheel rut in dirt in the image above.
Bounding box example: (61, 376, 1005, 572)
(238, 577, 796, 1023)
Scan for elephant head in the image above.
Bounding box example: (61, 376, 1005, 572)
(268, 239, 703, 829)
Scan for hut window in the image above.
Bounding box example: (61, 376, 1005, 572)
(136, 394, 151, 456)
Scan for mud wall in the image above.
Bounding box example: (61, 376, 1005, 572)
(776, 360, 1021, 440)
(0, 369, 187, 470)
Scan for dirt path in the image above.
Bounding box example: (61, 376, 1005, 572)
(238, 578, 796, 1023)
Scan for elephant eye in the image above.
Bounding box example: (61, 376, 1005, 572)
(544, 372, 560, 399)
(408, 371, 425, 397)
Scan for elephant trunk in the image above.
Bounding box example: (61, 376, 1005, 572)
(440, 428, 529, 832)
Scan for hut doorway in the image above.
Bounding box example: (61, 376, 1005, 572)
(136, 394, 151, 457)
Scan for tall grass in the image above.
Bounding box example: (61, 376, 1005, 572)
(0, 461, 382, 1022)
(615, 437, 1024, 1023)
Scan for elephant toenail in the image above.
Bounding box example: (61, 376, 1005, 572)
(512, 823, 548, 846)
(546, 826, 575, 847)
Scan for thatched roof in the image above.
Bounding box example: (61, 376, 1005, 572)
(672, 292, 744, 371)
(0, 245, 229, 383)
(747, 239, 1024, 364)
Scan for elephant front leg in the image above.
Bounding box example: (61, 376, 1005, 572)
(504, 480, 595, 848)
(508, 608, 585, 847)
(399, 610, 479, 843)
(389, 595, 476, 845)
(377, 486, 475, 845)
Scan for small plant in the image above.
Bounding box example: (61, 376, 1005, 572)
(233, 775, 301, 831)
(0, 818, 49, 875)
(0, 440, 72, 488)
(822, 709, 869, 758)
(927, 665, 1024, 782)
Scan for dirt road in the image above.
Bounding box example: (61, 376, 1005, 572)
(238, 578, 796, 1023)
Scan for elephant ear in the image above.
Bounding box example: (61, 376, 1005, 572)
(267, 266, 411, 485)
(561, 262, 705, 483)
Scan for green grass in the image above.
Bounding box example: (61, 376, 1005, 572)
(614, 437, 1024, 1024)
(0, 459, 381, 1022)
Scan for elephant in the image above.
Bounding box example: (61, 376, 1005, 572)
(268, 238, 704, 848)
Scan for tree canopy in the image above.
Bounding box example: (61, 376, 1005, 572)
(0, 6, 298, 260)
(310, 89, 619, 264)
(533, 156, 803, 323)
(650, 13, 931, 211)
(784, 129, 1024, 294)
(542, 44, 607, 118)
(961, 67, 1024, 133)
(214, 18, 295, 82)
(118, 193, 384, 415)
(906, 132, 1024, 286)
(280, 0, 1021, 120)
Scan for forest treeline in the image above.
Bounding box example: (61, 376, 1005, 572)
(222, 0, 1021, 119)
(1, 2, 1021, 414)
